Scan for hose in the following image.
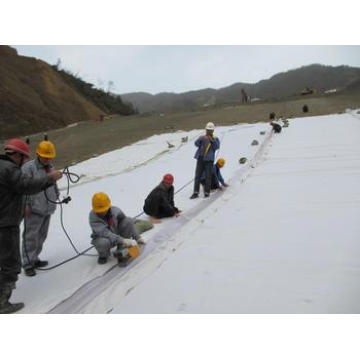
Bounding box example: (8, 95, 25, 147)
(23, 165, 96, 273)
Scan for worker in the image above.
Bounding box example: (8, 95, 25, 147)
(190, 122, 220, 199)
(89, 192, 151, 264)
(0, 138, 62, 313)
(22, 140, 60, 276)
(270, 121, 282, 133)
(143, 173, 181, 222)
(200, 157, 229, 191)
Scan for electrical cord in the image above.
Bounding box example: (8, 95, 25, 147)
(23, 165, 97, 273)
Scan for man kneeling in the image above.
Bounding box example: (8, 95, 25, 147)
(89, 192, 152, 264)
(143, 173, 181, 223)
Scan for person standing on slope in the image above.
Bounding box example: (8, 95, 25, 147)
(0, 139, 62, 314)
(143, 173, 181, 222)
(21, 139, 60, 277)
(89, 192, 151, 265)
(190, 122, 220, 199)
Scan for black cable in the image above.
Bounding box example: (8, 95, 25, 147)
(23, 195, 32, 267)
(23, 165, 96, 273)
(36, 245, 95, 271)
(58, 201, 80, 255)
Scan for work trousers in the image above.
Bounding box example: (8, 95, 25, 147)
(0, 226, 21, 292)
(193, 159, 213, 195)
(22, 213, 51, 269)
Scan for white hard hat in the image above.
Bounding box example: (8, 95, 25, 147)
(205, 122, 215, 131)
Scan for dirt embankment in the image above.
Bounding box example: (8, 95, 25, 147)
(0, 46, 103, 139)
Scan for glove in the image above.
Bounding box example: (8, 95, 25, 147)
(122, 238, 138, 247)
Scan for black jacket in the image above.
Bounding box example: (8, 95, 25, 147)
(271, 123, 282, 133)
(0, 155, 53, 227)
(143, 182, 176, 217)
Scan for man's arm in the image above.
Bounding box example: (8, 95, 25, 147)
(90, 214, 121, 246)
(211, 137, 220, 151)
(8, 165, 54, 195)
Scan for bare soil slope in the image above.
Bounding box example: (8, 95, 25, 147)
(0, 46, 103, 138)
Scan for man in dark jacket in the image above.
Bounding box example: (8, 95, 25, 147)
(143, 173, 181, 222)
(0, 138, 62, 314)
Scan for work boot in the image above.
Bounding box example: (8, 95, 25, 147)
(34, 260, 48, 268)
(24, 267, 36, 277)
(0, 287, 24, 314)
(204, 193, 210, 198)
(190, 193, 199, 199)
(0, 301, 24, 314)
(98, 256, 108, 265)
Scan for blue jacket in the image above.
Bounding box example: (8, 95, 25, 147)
(194, 135, 220, 162)
(201, 164, 226, 188)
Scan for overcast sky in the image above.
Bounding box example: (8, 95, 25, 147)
(12, 45, 360, 95)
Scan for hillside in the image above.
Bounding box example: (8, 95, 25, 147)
(122, 64, 360, 113)
(0, 46, 134, 139)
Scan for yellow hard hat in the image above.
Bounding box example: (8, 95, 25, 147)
(92, 192, 111, 213)
(216, 158, 226, 167)
(36, 140, 56, 159)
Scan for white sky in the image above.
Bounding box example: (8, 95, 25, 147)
(5, 0, 360, 96)
(12, 45, 360, 94)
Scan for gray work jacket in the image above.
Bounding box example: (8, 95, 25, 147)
(89, 206, 127, 246)
(22, 158, 59, 216)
